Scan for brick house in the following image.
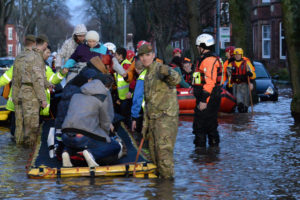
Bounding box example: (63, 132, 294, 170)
(252, 0, 287, 69)
(5, 24, 18, 57)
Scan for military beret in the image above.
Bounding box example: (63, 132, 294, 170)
(25, 34, 36, 42)
(138, 44, 153, 56)
(36, 34, 49, 43)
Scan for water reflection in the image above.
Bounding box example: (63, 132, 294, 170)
(0, 87, 299, 199)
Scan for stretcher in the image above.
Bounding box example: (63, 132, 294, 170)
(27, 120, 157, 179)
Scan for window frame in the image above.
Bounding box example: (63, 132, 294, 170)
(8, 27, 13, 40)
(8, 44, 13, 56)
(279, 22, 286, 60)
(262, 25, 271, 59)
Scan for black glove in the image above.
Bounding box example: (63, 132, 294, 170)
(246, 71, 253, 77)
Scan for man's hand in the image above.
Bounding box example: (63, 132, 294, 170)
(159, 65, 170, 77)
(61, 68, 69, 75)
(197, 102, 207, 111)
(126, 92, 132, 99)
(110, 124, 114, 132)
(131, 120, 136, 132)
(41, 101, 48, 108)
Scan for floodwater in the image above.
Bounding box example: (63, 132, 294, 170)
(0, 86, 299, 200)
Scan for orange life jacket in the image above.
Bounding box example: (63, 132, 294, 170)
(194, 56, 223, 86)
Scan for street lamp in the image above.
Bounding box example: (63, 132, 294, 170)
(123, 0, 132, 48)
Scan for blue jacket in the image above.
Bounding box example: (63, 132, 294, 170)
(131, 78, 144, 119)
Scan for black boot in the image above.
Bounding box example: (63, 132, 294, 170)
(194, 134, 206, 147)
(208, 131, 220, 147)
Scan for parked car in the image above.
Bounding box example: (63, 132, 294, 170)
(0, 57, 14, 68)
(253, 61, 278, 101)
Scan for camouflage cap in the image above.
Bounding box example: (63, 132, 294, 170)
(25, 34, 36, 42)
(36, 34, 49, 43)
(138, 44, 153, 56)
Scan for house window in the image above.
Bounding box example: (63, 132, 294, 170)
(262, 0, 270, 3)
(8, 27, 13, 40)
(262, 25, 271, 59)
(174, 41, 180, 48)
(279, 22, 286, 59)
(8, 44, 13, 56)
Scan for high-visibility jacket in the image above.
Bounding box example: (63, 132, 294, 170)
(137, 69, 147, 111)
(228, 58, 256, 84)
(0, 65, 66, 115)
(114, 59, 131, 100)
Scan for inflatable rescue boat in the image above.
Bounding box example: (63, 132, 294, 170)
(177, 88, 236, 114)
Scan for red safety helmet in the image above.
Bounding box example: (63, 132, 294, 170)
(126, 50, 135, 61)
(225, 46, 235, 57)
(173, 48, 182, 55)
(137, 40, 150, 50)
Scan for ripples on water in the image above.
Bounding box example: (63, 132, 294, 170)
(0, 87, 299, 200)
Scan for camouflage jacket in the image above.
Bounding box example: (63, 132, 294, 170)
(143, 61, 181, 122)
(11, 47, 31, 104)
(18, 48, 48, 102)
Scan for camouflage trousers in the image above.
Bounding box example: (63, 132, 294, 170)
(146, 115, 178, 179)
(15, 90, 40, 147)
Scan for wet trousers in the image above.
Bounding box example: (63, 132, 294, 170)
(233, 83, 250, 113)
(15, 92, 40, 146)
(146, 115, 178, 179)
(193, 86, 221, 147)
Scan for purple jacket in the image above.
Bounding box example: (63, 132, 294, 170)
(63, 43, 108, 68)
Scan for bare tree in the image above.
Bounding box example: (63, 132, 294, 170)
(86, 0, 124, 46)
(229, 0, 253, 58)
(143, 0, 183, 61)
(0, 0, 15, 57)
(282, 0, 300, 117)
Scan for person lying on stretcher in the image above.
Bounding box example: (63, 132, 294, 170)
(60, 74, 126, 167)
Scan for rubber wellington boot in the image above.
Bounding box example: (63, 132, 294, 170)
(194, 135, 206, 147)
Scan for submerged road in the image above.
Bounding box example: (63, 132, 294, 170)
(0, 86, 299, 199)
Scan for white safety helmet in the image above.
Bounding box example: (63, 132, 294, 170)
(195, 33, 215, 47)
(104, 42, 117, 53)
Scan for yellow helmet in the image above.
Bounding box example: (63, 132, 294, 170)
(234, 48, 244, 56)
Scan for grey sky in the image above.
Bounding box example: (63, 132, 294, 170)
(65, 0, 87, 26)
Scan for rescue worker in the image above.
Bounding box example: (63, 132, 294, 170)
(126, 49, 135, 63)
(104, 42, 117, 56)
(13, 34, 50, 146)
(192, 33, 222, 148)
(63, 30, 108, 82)
(114, 47, 132, 128)
(56, 24, 87, 70)
(2, 35, 36, 137)
(223, 46, 235, 91)
(2, 42, 68, 138)
(131, 59, 146, 135)
(227, 48, 256, 113)
(182, 57, 194, 85)
(61, 74, 124, 167)
(139, 43, 181, 179)
(169, 56, 190, 88)
(173, 48, 182, 58)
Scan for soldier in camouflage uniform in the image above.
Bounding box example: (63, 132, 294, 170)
(12, 35, 36, 144)
(13, 35, 50, 146)
(138, 44, 181, 179)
